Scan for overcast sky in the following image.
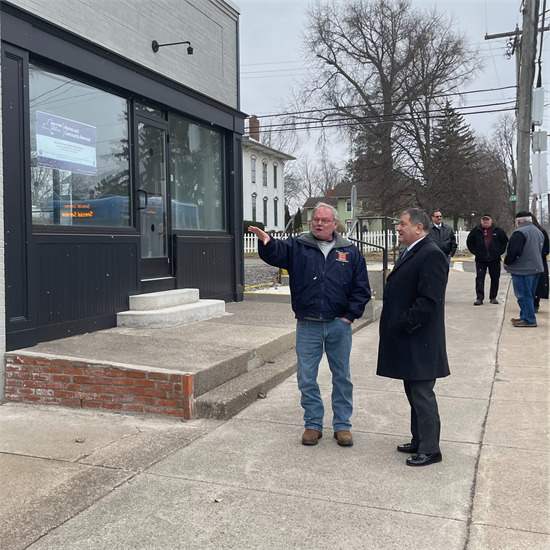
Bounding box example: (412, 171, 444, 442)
(237, 0, 549, 162)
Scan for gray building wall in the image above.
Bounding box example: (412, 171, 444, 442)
(7, 0, 239, 108)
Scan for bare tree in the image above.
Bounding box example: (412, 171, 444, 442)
(287, 0, 481, 215)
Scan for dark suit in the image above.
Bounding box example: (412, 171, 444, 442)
(377, 235, 450, 454)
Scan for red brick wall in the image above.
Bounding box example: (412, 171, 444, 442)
(4, 355, 194, 419)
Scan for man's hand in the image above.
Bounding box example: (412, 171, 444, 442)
(249, 226, 270, 246)
(341, 318, 352, 323)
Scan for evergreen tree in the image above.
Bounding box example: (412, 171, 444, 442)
(430, 102, 478, 225)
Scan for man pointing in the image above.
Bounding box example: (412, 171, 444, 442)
(249, 203, 370, 447)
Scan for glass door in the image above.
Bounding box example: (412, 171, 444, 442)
(137, 120, 171, 278)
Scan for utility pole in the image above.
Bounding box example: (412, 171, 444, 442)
(485, 0, 545, 213)
(516, 0, 539, 211)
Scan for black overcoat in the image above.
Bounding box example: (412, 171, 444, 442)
(377, 236, 450, 381)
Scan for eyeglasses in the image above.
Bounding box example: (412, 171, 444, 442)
(312, 218, 335, 224)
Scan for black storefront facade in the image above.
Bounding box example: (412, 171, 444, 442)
(2, 4, 245, 352)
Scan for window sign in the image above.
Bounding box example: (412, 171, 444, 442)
(36, 111, 98, 175)
(30, 64, 131, 228)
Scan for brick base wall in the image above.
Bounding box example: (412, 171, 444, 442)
(4, 354, 194, 419)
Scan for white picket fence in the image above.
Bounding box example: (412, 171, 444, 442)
(244, 230, 470, 254)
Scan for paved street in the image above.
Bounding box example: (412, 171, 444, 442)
(1, 267, 548, 549)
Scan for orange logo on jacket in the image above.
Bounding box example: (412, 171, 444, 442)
(337, 252, 348, 262)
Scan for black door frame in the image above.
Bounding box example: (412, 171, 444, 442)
(133, 113, 173, 280)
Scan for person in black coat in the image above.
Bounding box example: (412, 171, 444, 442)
(377, 208, 450, 467)
(466, 214, 508, 306)
(429, 210, 457, 266)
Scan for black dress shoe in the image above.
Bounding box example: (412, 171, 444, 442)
(397, 443, 419, 454)
(406, 452, 442, 467)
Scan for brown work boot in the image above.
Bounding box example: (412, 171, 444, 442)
(490, 298, 499, 304)
(302, 429, 322, 446)
(512, 319, 537, 328)
(510, 318, 521, 324)
(474, 299, 483, 306)
(334, 430, 354, 447)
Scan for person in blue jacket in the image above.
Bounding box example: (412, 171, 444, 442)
(249, 203, 371, 447)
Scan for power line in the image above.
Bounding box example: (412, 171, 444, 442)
(251, 85, 517, 120)
(247, 105, 517, 135)
(253, 101, 517, 132)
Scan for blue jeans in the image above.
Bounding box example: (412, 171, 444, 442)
(511, 273, 539, 324)
(295, 318, 353, 432)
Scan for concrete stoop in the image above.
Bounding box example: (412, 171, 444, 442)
(193, 304, 382, 420)
(117, 289, 225, 329)
(4, 301, 382, 422)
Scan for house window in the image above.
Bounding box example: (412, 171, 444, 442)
(346, 220, 353, 232)
(346, 199, 352, 212)
(273, 163, 278, 188)
(263, 196, 268, 226)
(273, 197, 278, 227)
(262, 160, 268, 186)
(170, 114, 224, 231)
(29, 64, 131, 227)
(252, 193, 257, 222)
(251, 156, 256, 184)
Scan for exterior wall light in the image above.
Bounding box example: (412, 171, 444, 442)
(152, 40, 193, 54)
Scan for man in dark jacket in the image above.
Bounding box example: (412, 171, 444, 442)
(504, 211, 544, 327)
(429, 210, 457, 266)
(466, 214, 509, 305)
(249, 203, 371, 447)
(377, 208, 449, 467)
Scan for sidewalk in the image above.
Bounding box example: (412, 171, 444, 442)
(1, 268, 548, 549)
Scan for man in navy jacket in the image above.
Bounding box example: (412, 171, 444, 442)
(249, 203, 371, 447)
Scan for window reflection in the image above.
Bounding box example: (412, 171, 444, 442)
(29, 65, 131, 227)
(169, 115, 225, 231)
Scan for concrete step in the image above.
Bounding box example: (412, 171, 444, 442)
(117, 299, 225, 329)
(129, 288, 199, 311)
(195, 348, 298, 420)
(194, 304, 383, 420)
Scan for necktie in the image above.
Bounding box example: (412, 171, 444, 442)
(401, 248, 409, 260)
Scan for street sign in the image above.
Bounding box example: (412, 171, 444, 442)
(509, 195, 517, 201)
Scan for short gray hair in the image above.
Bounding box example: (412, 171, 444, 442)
(517, 215, 532, 224)
(402, 208, 430, 232)
(312, 202, 339, 221)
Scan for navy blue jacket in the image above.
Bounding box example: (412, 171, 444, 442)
(258, 232, 371, 322)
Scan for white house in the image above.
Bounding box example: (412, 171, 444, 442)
(243, 117, 295, 231)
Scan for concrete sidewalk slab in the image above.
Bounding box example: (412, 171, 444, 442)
(26, 473, 468, 550)
(0, 454, 131, 550)
(468, 524, 550, 550)
(149, 419, 479, 521)
(472, 445, 549, 533)
(483, 399, 549, 450)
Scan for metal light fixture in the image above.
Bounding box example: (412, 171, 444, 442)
(152, 40, 193, 55)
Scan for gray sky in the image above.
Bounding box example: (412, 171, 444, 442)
(237, 0, 549, 162)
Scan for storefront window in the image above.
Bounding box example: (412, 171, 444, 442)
(29, 65, 131, 227)
(169, 115, 225, 231)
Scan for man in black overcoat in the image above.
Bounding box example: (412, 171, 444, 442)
(377, 208, 450, 467)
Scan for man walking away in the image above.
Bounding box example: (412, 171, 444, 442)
(504, 211, 544, 327)
(429, 210, 457, 267)
(377, 208, 449, 467)
(249, 203, 371, 447)
(466, 214, 509, 306)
